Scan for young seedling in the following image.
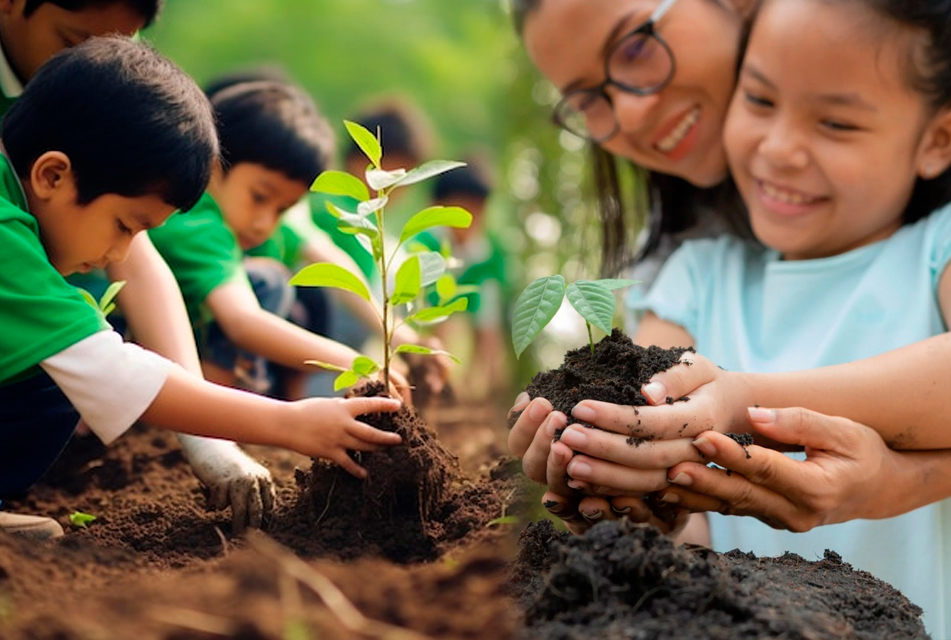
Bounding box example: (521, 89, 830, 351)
(78, 280, 125, 317)
(512, 276, 637, 358)
(68, 511, 97, 528)
(291, 120, 474, 393)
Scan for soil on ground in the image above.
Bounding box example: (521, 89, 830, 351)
(509, 519, 929, 640)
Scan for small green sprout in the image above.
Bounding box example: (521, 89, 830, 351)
(512, 276, 638, 358)
(79, 280, 126, 317)
(68, 511, 97, 528)
(291, 121, 474, 393)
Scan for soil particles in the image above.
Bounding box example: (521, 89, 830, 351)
(509, 519, 929, 640)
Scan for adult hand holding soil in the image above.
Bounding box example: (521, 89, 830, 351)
(658, 407, 932, 531)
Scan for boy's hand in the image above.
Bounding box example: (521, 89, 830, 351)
(177, 435, 276, 534)
(287, 396, 403, 478)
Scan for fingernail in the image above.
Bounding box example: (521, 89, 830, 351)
(669, 473, 693, 487)
(567, 461, 591, 479)
(692, 437, 716, 457)
(560, 428, 587, 448)
(660, 493, 681, 504)
(543, 499, 561, 513)
(512, 392, 530, 412)
(748, 407, 776, 424)
(643, 381, 667, 405)
(611, 505, 631, 515)
(529, 399, 550, 421)
(571, 403, 596, 423)
(550, 447, 567, 466)
(581, 509, 603, 521)
(567, 480, 585, 491)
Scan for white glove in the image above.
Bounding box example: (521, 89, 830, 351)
(177, 434, 276, 533)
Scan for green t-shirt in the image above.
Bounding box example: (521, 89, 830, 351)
(0, 155, 110, 385)
(414, 231, 512, 315)
(148, 192, 250, 326)
(310, 192, 377, 279)
(245, 218, 305, 269)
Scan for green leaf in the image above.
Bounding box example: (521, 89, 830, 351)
(487, 515, 519, 527)
(311, 170, 369, 202)
(593, 278, 639, 291)
(366, 168, 407, 190)
(356, 196, 388, 218)
(416, 251, 446, 287)
(325, 201, 353, 219)
(351, 356, 381, 377)
(334, 370, 360, 391)
(100, 280, 126, 314)
(394, 344, 462, 364)
(391, 255, 422, 305)
(406, 297, 469, 324)
(101, 302, 116, 317)
(344, 120, 382, 169)
(566, 280, 616, 335)
(290, 263, 371, 302)
(304, 360, 351, 373)
(512, 275, 566, 358)
(68, 511, 97, 528)
(336, 213, 379, 239)
(79, 289, 98, 310)
(435, 275, 456, 302)
(399, 206, 472, 244)
(393, 160, 466, 189)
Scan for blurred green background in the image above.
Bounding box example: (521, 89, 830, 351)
(147, 0, 609, 390)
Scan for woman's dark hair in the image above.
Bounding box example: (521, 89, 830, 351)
(210, 80, 334, 187)
(512, 0, 752, 275)
(23, 0, 163, 27)
(813, 0, 951, 224)
(2, 36, 217, 212)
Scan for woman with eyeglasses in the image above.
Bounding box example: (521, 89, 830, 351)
(508, 0, 951, 564)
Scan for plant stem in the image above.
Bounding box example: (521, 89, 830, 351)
(587, 322, 595, 357)
(375, 193, 391, 395)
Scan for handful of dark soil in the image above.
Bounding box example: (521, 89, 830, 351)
(513, 329, 693, 434)
(509, 519, 929, 640)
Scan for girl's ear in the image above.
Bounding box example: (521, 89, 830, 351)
(917, 107, 951, 180)
(28, 151, 73, 200)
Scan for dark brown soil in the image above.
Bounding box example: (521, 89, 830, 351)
(508, 519, 929, 640)
(513, 330, 692, 435)
(292, 382, 525, 563)
(0, 396, 521, 640)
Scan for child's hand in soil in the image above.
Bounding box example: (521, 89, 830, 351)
(657, 407, 920, 531)
(284, 396, 403, 478)
(177, 435, 276, 533)
(508, 393, 558, 483)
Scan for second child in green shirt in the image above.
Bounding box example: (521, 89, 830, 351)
(149, 81, 410, 397)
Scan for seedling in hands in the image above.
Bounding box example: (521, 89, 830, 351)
(512, 276, 637, 358)
(291, 121, 474, 394)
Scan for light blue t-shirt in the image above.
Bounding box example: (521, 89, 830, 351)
(629, 203, 951, 637)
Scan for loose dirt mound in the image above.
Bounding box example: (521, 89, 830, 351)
(509, 520, 929, 640)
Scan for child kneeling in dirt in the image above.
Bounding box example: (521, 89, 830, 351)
(147, 79, 412, 399)
(0, 37, 403, 540)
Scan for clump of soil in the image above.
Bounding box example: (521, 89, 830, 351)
(293, 382, 525, 563)
(513, 329, 692, 435)
(509, 520, 929, 640)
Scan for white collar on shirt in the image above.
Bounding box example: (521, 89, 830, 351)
(0, 38, 24, 99)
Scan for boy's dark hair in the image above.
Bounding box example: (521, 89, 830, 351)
(346, 98, 432, 164)
(203, 65, 292, 101)
(433, 164, 491, 202)
(210, 80, 334, 187)
(2, 36, 217, 212)
(23, 0, 163, 27)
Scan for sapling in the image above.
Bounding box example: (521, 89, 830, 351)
(78, 280, 125, 317)
(512, 275, 637, 358)
(291, 120, 474, 394)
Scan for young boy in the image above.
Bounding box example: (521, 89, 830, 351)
(0, 0, 279, 534)
(148, 79, 411, 398)
(0, 37, 402, 539)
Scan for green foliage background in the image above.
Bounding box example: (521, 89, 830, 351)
(147, 0, 608, 387)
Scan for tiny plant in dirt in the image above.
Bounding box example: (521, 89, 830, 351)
(79, 281, 125, 317)
(68, 511, 97, 529)
(286, 121, 524, 563)
(290, 120, 472, 394)
(512, 275, 636, 358)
